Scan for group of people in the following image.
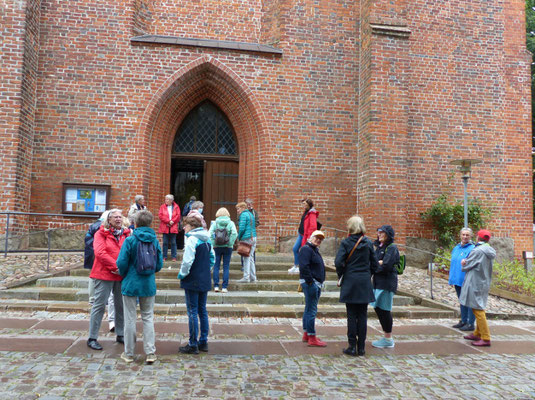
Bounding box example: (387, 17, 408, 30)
(298, 215, 400, 356)
(83, 193, 496, 363)
(83, 194, 261, 362)
(449, 228, 496, 346)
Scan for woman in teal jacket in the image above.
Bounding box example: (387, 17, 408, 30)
(236, 202, 257, 283)
(117, 210, 163, 364)
(208, 207, 238, 292)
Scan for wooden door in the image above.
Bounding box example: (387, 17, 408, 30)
(203, 160, 239, 225)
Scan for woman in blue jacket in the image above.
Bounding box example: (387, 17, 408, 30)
(116, 210, 163, 364)
(449, 228, 475, 331)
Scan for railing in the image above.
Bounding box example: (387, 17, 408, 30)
(1, 211, 96, 271)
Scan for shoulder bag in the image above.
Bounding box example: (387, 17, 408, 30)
(237, 211, 254, 257)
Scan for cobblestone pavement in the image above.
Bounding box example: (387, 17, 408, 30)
(1, 312, 535, 399)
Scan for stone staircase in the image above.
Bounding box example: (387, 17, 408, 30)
(0, 252, 455, 318)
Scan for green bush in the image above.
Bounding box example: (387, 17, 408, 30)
(494, 259, 535, 296)
(421, 194, 492, 248)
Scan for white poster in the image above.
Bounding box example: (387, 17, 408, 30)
(95, 189, 107, 205)
(65, 188, 77, 203)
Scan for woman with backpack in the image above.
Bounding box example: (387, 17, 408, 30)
(208, 207, 238, 293)
(116, 210, 163, 364)
(335, 215, 378, 357)
(371, 225, 400, 349)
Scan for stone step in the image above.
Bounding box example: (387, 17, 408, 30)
(165, 252, 296, 263)
(0, 299, 453, 319)
(69, 268, 338, 280)
(37, 276, 342, 292)
(0, 286, 415, 306)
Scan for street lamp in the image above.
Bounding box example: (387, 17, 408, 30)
(449, 159, 482, 228)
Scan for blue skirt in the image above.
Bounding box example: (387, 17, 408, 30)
(370, 289, 394, 311)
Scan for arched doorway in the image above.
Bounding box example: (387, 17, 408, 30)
(171, 100, 239, 223)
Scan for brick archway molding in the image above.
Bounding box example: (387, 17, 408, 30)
(136, 56, 270, 223)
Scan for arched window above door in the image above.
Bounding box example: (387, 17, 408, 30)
(173, 101, 237, 156)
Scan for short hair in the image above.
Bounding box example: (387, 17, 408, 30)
(191, 201, 204, 210)
(190, 196, 197, 202)
(245, 198, 253, 205)
(134, 195, 144, 203)
(103, 209, 122, 229)
(135, 210, 153, 227)
(236, 202, 247, 209)
(347, 215, 366, 235)
(460, 227, 473, 237)
(165, 194, 174, 201)
(302, 198, 314, 209)
(183, 215, 202, 229)
(215, 207, 230, 218)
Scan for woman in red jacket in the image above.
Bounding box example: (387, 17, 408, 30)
(87, 209, 130, 350)
(289, 199, 319, 274)
(158, 194, 181, 261)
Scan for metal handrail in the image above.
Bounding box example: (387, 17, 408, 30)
(1, 211, 96, 270)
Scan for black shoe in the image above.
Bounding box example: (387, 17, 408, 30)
(179, 344, 199, 354)
(87, 339, 103, 350)
(357, 349, 366, 357)
(452, 320, 465, 329)
(343, 347, 357, 356)
(116, 335, 124, 344)
(198, 343, 208, 352)
(459, 323, 475, 332)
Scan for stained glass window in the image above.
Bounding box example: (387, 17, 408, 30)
(173, 101, 237, 155)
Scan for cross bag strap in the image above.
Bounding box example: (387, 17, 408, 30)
(346, 235, 365, 263)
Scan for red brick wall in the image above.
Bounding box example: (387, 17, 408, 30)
(1, 0, 532, 256)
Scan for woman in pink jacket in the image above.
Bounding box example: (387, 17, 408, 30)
(87, 209, 130, 350)
(158, 194, 181, 261)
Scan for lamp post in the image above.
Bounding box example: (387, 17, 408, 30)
(449, 159, 482, 228)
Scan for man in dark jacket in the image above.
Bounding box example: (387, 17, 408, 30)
(299, 230, 327, 347)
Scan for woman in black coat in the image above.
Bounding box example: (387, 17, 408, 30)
(335, 215, 378, 356)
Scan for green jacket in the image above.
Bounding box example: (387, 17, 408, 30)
(116, 226, 163, 297)
(238, 210, 256, 241)
(208, 216, 238, 248)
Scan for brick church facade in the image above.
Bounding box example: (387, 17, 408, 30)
(1, 0, 533, 256)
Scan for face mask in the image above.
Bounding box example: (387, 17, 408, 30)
(198, 208, 203, 214)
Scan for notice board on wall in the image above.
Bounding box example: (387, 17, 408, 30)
(62, 183, 110, 215)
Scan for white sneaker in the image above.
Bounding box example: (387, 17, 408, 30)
(146, 353, 157, 364)
(288, 266, 299, 274)
(236, 278, 249, 283)
(120, 352, 134, 363)
(214, 286, 220, 292)
(221, 288, 228, 293)
(109, 321, 115, 332)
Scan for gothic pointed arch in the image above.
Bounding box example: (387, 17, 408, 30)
(137, 56, 269, 217)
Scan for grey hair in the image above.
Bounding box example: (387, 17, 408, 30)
(134, 210, 153, 227)
(347, 215, 366, 235)
(165, 194, 174, 201)
(460, 227, 473, 237)
(245, 198, 253, 204)
(134, 195, 144, 203)
(191, 201, 204, 210)
(103, 209, 122, 229)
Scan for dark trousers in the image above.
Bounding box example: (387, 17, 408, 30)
(346, 303, 368, 351)
(375, 307, 393, 334)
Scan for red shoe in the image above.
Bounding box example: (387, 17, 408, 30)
(472, 339, 491, 347)
(172, 258, 177, 262)
(302, 332, 309, 342)
(463, 334, 481, 341)
(307, 335, 327, 347)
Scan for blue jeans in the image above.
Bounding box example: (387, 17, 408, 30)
(292, 234, 303, 266)
(302, 282, 321, 335)
(184, 289, 209, 347)
(162, 233, 177, 259)
(455, 285, 475, 325)
(213, 247, 232, 289)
